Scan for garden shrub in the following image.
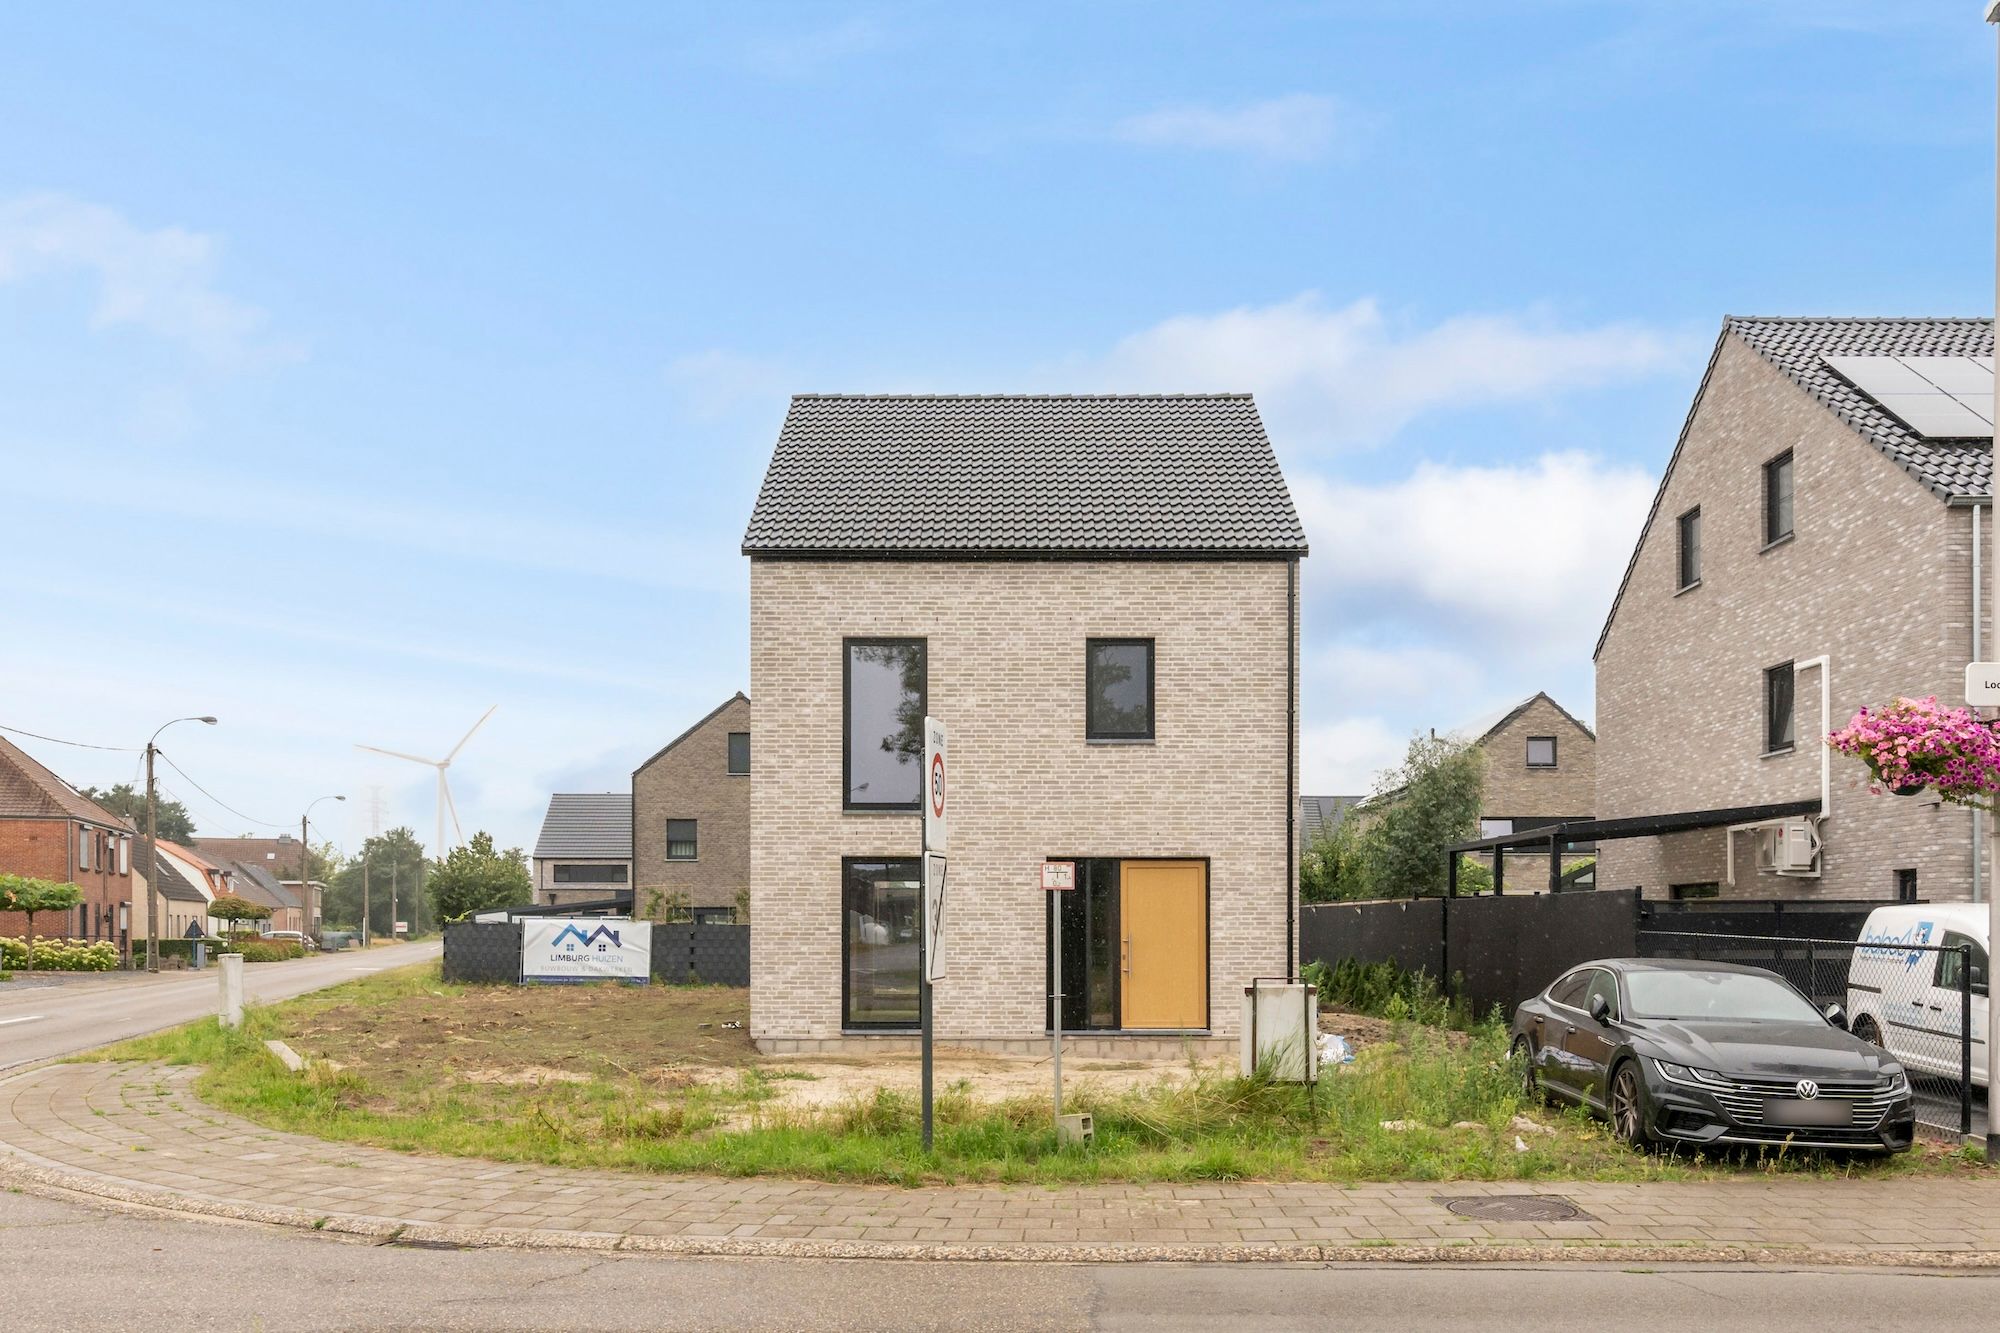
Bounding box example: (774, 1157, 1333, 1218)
(0, 937, 120, 971)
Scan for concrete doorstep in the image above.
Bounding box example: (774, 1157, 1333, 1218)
(5, 1061, 2000, 1267)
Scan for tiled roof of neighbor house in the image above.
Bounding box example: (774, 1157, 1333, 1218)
(225, 860, 299, 911)
(635, 693, 748, 775)
(1299, 795, 1363, 846)
(190, 835, 312, 879)
(1448, 692, 1596, 746)
(533, 793, 634, 860)
(1725, 317, 1993, 501)
(742, 394, 1308, 557)
(141, 847, 209, 904)
(0, 733, 135, 829)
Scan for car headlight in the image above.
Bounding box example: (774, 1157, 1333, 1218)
(1651, 1059, 1712, 1086)
(1881, 1068, 1911, 1096)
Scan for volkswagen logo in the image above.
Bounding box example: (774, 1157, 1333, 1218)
(1796, 1079, 1819, 1100)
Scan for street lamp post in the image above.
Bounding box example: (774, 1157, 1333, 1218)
(301, 795, 345, 943)
(143, 716, 217, 973)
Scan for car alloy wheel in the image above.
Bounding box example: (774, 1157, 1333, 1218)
(1609, 1062, 1647, 1147)
(1510, 1036, 1541, 1102)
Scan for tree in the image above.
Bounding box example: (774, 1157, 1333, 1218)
(327, 828, 425, 938)
(1300, 815, 1367, 903)
(0, 874, 85, 971)
(79, 783, 195, 843)
(208, 894, 271, 936)
(1357, 734, 1487, 899)
(427, 831, 532, 923)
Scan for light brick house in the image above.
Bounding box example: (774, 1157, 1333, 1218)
(631, 694, 751, 922)
(1456, 693, 1597, 841)
(530, 793, 634, 909)
(1596, 317, 1994, 902)
(0, 733, 136, 947)
(743, 394, 1306, 1054)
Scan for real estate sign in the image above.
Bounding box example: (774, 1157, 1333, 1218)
(521, 917, 651, 984)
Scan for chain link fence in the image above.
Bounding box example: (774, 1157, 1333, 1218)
(1639, 930, 1981, 1142)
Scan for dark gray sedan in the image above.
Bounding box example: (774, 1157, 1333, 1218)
(1510, 959, 1915, 1153)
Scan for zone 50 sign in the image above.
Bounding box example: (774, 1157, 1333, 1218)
(924, 715, 948, 854)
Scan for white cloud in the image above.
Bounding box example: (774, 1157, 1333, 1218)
(0, 192, 291, 367)
(1301, 716, 1408, 795)
(1309, 643, 1481, 706)
(1295, 451, 1655, 649)
(1112, 94, 1341, 162)
(1078, 292, 1687, 450)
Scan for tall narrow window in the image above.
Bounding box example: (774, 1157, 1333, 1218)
(666, 820, 698, 860)
(1676, 507, 1701, 590)
(1764, 450, 1795, 545)
(727, 731, 750, 776)
(1896, 869, 1918, 904)
(78, 827, 91, 871)
(845, 639, 926, 809)
(1086, 639, 1155, 740)
(843, 858, 921, 1028)
(1525, 736, 1557, 768)
(1764, 662, 1795, 752)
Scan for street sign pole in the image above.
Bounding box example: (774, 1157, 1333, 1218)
(1042, 861, 1076, 1122)
(921, 717, 949, 1154)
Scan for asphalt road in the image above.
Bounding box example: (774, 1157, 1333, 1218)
(0, 939, 440, 1070)
(1, 1190, 1995, 1331)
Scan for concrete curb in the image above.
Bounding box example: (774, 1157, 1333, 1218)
(5, 1157, 1998, 1268)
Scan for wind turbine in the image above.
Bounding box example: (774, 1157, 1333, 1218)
(355, 706, 497, 861)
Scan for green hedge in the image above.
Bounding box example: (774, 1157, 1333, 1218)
(229, 940, 304, 962)
(0, 937, 120, 971)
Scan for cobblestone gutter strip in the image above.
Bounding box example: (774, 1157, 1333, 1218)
(5, 1157, 1998, 1269)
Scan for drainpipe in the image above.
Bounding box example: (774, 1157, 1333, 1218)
(1286, 557, 1298, 984)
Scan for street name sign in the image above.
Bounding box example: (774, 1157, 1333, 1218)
(1042, 860, 1076, 891)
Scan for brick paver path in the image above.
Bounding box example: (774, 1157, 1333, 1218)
(5, 1061, 2000, 1262)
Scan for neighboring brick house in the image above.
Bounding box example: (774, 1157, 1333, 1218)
(530, 793, 634, 909)
(0, 733, 137, 946)
(191, 834, 322, 933)
(221, 860, 305, 934)
(1453, 692, 1597, 841)
(743, 394, 1305, 1055)
(1596, 316, 1995, 902)
(632, 694, 750, 922)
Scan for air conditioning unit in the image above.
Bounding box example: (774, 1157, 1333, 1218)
(1771, 819, 1820, 873)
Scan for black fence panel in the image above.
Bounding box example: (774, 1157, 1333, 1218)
(1300, 899, 1443, 982)
(442, 921, 521, 984)
(1638, 930, 1979, 1143)
(1637, 899, 1890, 943)
(651, 923, 751, 987)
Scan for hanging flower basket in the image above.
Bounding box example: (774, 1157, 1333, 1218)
(1826, 695, 2000, 811)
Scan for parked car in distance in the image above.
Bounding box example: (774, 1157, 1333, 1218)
(1511, 958, 1914, 1154)
(1847, 903, 1989, 1089)
(264, 930, 317, 952)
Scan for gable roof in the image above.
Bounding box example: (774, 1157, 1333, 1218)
(0, 733, 135, 829)
(634, 693, 748, 776)
(139, 845, 210, 904)
(190, 835, 311, 878)
(1448, 692, 1596, 747)
(224, 859, 299, 911)
(1594, 317, 1995, 662)
(1299, 795, 1364, 846)
(742, 394, 1308, 558)
(532, 793, 634, 860)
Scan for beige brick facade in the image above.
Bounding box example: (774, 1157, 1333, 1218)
(1596, 332, 1990, 901)
(1475, 695, 1595, 824)
(748, 558, 1298, 1054)
(633, 694, 751, 916)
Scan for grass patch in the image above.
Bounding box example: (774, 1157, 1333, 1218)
(91, 963, 1984, 1188)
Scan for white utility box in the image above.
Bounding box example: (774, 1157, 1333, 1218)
(1240, 980, 1319, 1083)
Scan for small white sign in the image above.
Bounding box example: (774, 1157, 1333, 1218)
(1042, 860, 1076, 891)
(1969, 663, 2000, 706)
(923, 715, 948, 854)
(522, 917, 651, 985)
(923, 853, 948, 983)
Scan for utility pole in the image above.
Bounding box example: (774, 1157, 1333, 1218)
(143, 716, 217, 972)
(390, 859, 398, 940)
(362, 852, 371, 948)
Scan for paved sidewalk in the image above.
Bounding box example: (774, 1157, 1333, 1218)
(5, 1061, 2000, 1265)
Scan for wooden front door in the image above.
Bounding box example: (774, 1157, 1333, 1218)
(1119, 860, 1207, 1029)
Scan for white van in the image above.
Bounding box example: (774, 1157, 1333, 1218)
(1846, 904, 1990, 1089)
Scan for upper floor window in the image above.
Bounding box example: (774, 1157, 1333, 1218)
(1086, 639, 1154, 740)
(666, 820, 698, 861)
(727, 731, 751, 776)
(1525, 736, 1557, 768)
(1764, 450, 1795, 545)
(1676, 506, 1701, 591)
(1764, 661, 1795, 753)
(78, 827, 91, 871)
(845, 639, 926, 809)
(552, 863, 629, 884)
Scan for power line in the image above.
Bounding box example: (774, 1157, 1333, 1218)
(155, 752, 287, 830)
(0, 722, 142, 752)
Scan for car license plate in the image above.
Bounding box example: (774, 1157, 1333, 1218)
(1763, 1097, 1852, 1128)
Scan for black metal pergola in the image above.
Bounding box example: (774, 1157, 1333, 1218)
(1444, 799, 1823, 897)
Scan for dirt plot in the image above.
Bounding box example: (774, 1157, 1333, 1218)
(287, 980, 758, 1088)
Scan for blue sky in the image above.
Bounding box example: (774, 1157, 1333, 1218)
(0, 1, 1992, 857)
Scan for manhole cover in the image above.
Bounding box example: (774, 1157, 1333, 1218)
(1434, 1194, 1593, 1222)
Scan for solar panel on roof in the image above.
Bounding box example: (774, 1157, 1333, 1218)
(1823, 354, 1995, 439)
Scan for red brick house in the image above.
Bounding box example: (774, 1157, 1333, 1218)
(0, 734, 137, 947)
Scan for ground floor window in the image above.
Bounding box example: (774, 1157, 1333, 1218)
(1669, 882, 1719, 901)
(692, 906, 736, 925)
(843, 858, 921, 1029)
